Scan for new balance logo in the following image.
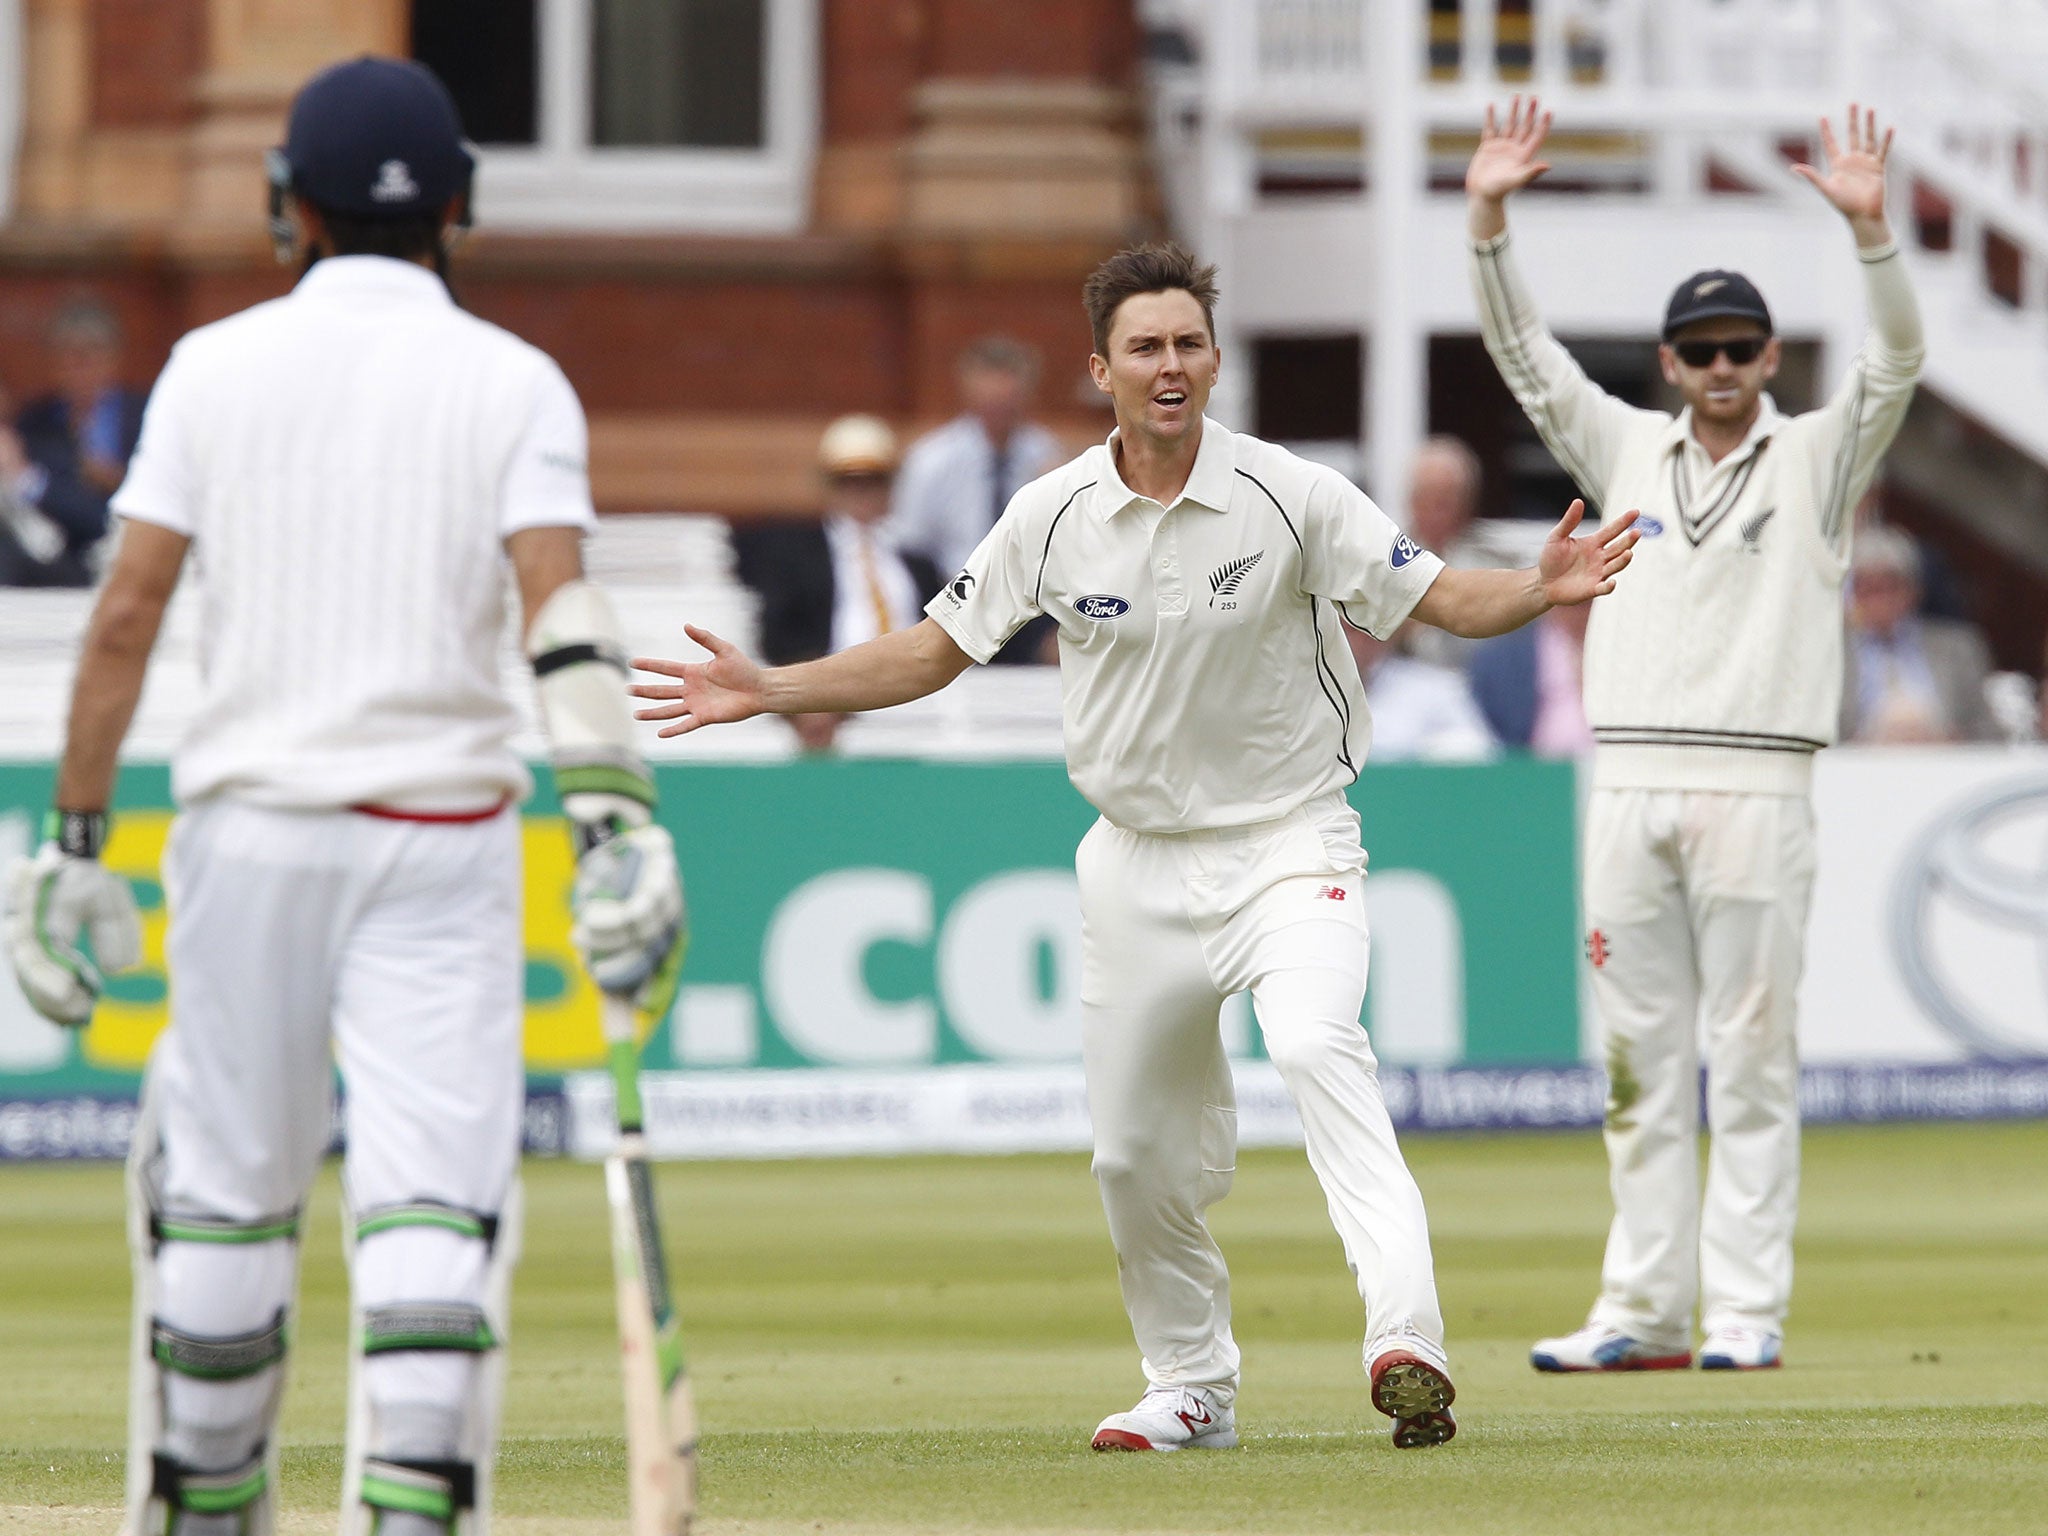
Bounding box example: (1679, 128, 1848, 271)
(1208, 551, 1264, 605)
(1316, 885, 1347, 902)
(1176, 1402, 1213, 1431)
(1741, 507, 1775, 551)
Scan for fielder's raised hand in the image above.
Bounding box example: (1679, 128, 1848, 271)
(1539, 501, 1640, 607)
(631, 626, 767, 739)
(1466, 94, 1553, 239)
(2, 810, 142, 1027)
(1791, 103, 1894, 246)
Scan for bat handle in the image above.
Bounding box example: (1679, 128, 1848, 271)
(600, 991, 646, 1136)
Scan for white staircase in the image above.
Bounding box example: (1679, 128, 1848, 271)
(1145, 0, 2048, 525)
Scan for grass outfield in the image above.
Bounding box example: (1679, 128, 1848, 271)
(4, 1120, 2046, 1535)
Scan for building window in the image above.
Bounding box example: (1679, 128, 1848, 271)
(410, 0, 813, 233)
(415, 0, 539, 146)
(591, 0, 763, 148)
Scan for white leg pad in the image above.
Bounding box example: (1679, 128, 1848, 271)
(125, 1082, 301, 1536)
(339, 1179, 523, 1535)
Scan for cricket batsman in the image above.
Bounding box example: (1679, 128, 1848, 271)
(1465, 99, 1923, 1372)
(1, 57, 684, 1534)
(632, 243, 1638, 1450)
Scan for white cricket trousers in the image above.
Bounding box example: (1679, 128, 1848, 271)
(1582, 787, 1816, 1348)
(1077, 791, 1446, 1402)
(146, 800, 524, 1451)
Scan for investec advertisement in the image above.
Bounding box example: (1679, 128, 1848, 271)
(3, 751, 2043, 1159)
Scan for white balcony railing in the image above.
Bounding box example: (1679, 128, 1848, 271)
(1194, 0, 2048, 317)
(1152, 0, 2048, 486)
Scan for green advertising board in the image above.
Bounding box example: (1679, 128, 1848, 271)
(0, 758, 1580, 1099)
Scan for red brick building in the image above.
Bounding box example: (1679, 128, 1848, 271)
(0, 0, 1153, 515)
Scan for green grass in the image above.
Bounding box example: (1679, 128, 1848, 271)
(5, 1121, 2047, 1533)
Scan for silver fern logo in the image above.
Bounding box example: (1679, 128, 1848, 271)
(1741, 507, 1775, 551)
(1208, 551, 1264, 606)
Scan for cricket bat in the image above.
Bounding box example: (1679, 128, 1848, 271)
(602, 991, 698, 1536)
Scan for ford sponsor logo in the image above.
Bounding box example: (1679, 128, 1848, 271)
(1075, 594, 1131, 619)
(1390, 534, 1424, 569)
(1636, 515, 1665, 537)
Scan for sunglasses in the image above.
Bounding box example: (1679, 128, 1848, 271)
(1672, 337, 1767, 368)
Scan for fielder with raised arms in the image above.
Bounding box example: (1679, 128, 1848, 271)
(1, 58, 683, 1535)
(1465, 100, 1923, 1373)
(633, 244, 1638, 1452)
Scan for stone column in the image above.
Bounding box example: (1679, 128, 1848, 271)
(12, 0, 91, 219)
(902, 78, 1142, 241)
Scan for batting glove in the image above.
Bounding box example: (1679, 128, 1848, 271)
(3, 813, 143, 1027)
(571, 821, 687, 1019)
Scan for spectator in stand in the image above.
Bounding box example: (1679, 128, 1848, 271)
(2039, 630, 2048, 743)
(888, 335, 1066, 662)
(733, 415, 942, 752)
(1404, 436, 1523, 670)
(1467, 598, 1596, 757)
(1, 381, 73, 584)
(1841, 524, 1998, 743)
(5, 299, 145, 586)
(1850, 488, 1968, 621)
(1346, 622, 1498, 762)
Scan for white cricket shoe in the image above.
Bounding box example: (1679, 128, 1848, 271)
(1699, 1326, 1782, 1371)
(1530, 1322, 1692, 1373)
(1090, 1384, 1238, 1452)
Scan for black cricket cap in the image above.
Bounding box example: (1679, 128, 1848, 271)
(1661, 269, 1773, 341)
(274, 56, 474, 219)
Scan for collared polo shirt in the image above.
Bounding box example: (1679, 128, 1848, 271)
(927, 418, 1444, 833)
(112, 255, 595, 811)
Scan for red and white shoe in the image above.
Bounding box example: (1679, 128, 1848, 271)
(1090, 1385, 1238, 1452)
(1531, 1323, 1692, 1373)
(1368, 1349, 1458, 1449)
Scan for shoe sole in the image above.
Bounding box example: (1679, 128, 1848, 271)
(1699, 1357, 1781, 1371)
(1090, 1427, 1239, 1452)
(1370, 1353, 1458, 1449)
(1531, 1350, 1692, 1373)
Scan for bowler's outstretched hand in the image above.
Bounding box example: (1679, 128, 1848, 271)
(1539, 501, 1639, 607)
(632, 626, 767, 738)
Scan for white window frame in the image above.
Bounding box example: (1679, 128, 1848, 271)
(474, 0, 818, 234)
(0, 0, 21, 225)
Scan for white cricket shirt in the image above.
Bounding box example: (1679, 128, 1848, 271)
(927, 419, 1445, 833)
(112, 256, 596, 811)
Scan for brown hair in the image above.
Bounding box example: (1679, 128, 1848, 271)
(1082, 243, 1220, 358)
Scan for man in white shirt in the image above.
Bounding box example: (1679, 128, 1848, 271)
(634, 243, 1637, 1452)
(1, 58, 683, 1536)
(886, 335, 1067, 662)
(1466, 99, 1922, 1374)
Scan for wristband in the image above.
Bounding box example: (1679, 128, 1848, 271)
(44, 808, 109, 860)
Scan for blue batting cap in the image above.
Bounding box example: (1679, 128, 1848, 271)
(273, 56, 474, 219)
